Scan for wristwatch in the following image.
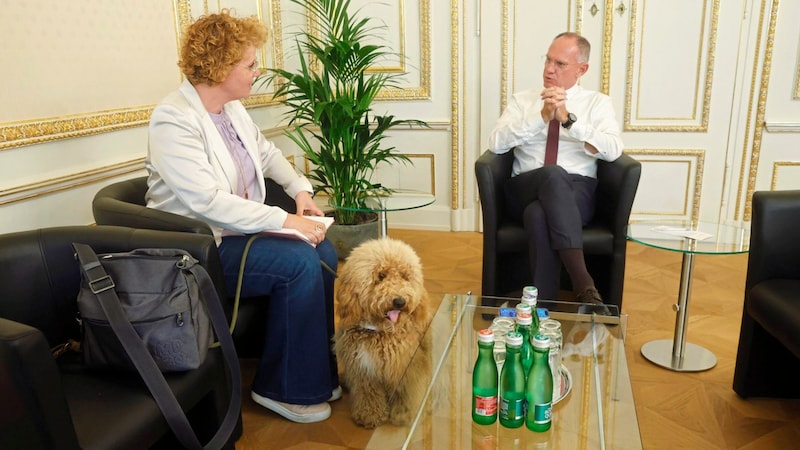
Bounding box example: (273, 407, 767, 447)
(562, 112, 577, 129)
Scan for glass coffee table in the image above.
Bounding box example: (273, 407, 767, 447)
(329, 189, 435, 238)
(366, 294, 641, 449)
(626, 220, 749, 372)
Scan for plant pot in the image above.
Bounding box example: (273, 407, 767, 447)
(326, 212, 379, 259)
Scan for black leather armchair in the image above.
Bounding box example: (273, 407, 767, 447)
(0, 226, 240, 449)
(475, 150, 641, 309)
(93, 176, 296, 357)
(733, 190, 800, 398)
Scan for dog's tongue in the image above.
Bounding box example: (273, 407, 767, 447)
(387, 310, 401, 323)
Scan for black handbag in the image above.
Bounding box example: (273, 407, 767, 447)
(72, 243, 241, 450)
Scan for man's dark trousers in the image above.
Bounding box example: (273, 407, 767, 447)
(504, 165, 597, 299)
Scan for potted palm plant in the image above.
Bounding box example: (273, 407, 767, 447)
(258, 0, 427, 245)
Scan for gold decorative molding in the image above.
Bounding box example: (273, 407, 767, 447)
(0, 158, 145, 206)
(452, 0, 460, 210)
(380, 0, 432, 101)
(410, 153, 436, 196)
(733, 0, 766, 221)
(600, 0, 615, 95)
(625, 149, 704, 222)
(574, 0, 584, 32)
(771, 161, 800, 190)
(796, 51, 800, 99)
(623, 0, 719, 132)
(739, 0, 778, 222)
(0, 107, 152, 151)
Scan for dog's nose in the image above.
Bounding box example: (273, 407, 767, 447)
(392, 297, 406, 309)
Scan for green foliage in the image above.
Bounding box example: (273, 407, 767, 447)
(256, 0, 427, 224)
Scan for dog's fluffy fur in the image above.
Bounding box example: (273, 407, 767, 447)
(334, 238, 432, 428)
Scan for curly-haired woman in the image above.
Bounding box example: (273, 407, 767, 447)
(146, 10, 339, 423)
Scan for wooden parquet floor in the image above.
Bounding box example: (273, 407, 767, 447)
(235, 229, 800, 449)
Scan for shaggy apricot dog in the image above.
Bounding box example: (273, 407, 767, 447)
(334, 238, 433, 428)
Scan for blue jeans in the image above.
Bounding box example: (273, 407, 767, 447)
(218, 235, 339, 405)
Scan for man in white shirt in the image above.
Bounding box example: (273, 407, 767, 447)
(488, 32, 623, 305)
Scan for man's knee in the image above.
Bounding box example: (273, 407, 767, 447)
(538, 165, 571, 187)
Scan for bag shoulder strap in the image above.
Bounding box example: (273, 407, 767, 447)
(73, 243, 241, 450)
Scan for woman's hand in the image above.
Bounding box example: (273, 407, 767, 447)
(295, 191, 323, 216)
(284, 192, 327, 244)
(283, 214, 327, 245)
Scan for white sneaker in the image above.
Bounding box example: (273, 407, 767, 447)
(251, 391, 331, 423)
(328, 385, 342, 402)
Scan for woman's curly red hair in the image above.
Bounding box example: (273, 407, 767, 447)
(179, 9, 267, 85)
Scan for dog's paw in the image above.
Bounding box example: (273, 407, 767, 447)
(354, 414, 386, 429)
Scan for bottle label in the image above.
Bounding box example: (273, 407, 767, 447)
(500, 397, 525, 420)
(474, 395, 498, 416)
(531, 402, 552, 424)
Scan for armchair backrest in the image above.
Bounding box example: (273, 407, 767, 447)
(93, 176, 298, 234)
(747, 190, 800, 289)
(475, 149, 641, 231)
(93, 177, 213, 235)
(0, 226, 224, 347)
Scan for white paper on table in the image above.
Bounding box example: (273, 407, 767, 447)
(651, 225, 712, 241)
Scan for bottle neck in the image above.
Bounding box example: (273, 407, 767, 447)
(532, 347, 549, 360)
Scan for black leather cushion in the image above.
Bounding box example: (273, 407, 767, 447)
(747, 279, 800, 359)
(0, 226, 238, 449)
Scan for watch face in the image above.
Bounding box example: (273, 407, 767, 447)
(563, 113, 576, 128)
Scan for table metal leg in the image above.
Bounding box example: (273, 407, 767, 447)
(377, 197, 389, 238)
(640, 252, 717, 371)
(379, 209, 388, 238)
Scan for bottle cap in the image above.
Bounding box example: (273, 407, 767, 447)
(505, 331, 523, 347)
(477, 328, 494, 343)
(532, 334, 551, 349)
(522, 285, 538, 301)
(515, 313, 532, 326)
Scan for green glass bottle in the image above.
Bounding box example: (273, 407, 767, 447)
(515, 309, 534, 376)
(522, 285, 540, 331)
(472, 329, 498, 425)
(525, 334, 553, 432)
(498, 331, 525, 428)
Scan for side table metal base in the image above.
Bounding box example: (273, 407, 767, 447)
(641, 339, 716, 372)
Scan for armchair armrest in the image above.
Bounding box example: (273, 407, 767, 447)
(475, 150, 514, 234)
(0, 318, 79, 450)
(595, 153, 641, 235)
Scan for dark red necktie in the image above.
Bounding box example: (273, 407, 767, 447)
(544, 119, 560, 166)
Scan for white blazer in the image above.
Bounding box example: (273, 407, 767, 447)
(146, 79, 313, 245)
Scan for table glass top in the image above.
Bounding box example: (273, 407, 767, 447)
(328, 189, 435, 213)
(366, 294, 642, 449)
(626, 220, 750, 255)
